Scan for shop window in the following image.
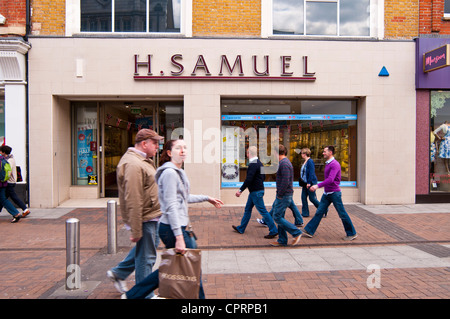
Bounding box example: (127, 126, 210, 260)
(72, 103, 98, 186)
(81, 0, 181, 33)
(221, 99, 357, 188)
(445, 0, 450, 18)
(430, 91, 450, 192)
(272, 0, 370, 36)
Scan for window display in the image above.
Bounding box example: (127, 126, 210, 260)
(72, 102, 98, 185)
(221, 99, 357, 188)
(430, 91, 450, 192)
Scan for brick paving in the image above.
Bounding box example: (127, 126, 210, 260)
(0, 203, 449, 300)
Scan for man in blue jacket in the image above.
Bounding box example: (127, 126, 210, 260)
(232, 146, 278, 238)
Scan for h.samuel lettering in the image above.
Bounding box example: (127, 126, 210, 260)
(133, 53, 316, 81)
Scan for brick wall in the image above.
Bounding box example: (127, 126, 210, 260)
(30, 0, 65, 36)
(192, 0, 261, 37)
(419, 0, 450, 35)
(384, 0, 419, 39)
(0, 0, 27, 36)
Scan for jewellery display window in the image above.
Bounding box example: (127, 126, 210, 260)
(221, 99, 357, 188)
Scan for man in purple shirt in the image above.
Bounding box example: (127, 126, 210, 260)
(303, 146, 357, 241)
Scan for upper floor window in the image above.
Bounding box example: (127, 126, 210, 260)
(272, 0, 370, 37)
(445, 0, 450, 18)
(80, 0, 181, 33)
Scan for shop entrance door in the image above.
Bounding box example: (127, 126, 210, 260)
(99, 101, 157, 197)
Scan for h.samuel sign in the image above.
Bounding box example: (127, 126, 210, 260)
(133, 54, 316, 81)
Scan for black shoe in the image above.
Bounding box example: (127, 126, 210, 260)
(264, 233, 278, 239)
(302, 229, 313, 238)
(232, 225, 242, 234)
(11, 215, 21, 223)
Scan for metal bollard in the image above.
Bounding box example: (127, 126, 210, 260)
(107, 200, 117, 254)
(65, 218, 81, 290)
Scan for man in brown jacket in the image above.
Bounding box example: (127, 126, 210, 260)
(107, 129, 163, 297)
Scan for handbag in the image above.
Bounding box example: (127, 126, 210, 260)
(299, 177, 307, 187)
(158, 248, 202, 299)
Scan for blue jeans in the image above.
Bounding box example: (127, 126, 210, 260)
(273, 195, 302, 246)
(301, 186, 320, 217)
(304, 191, 356, 237)
(0, 187, 20, 217)
(268, 199, 303, 226)
(111, 221, 159, 288)
(125, 223, 205, 299)
(236, 190, 278, 235)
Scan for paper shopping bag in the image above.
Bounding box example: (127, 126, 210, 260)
(158, 248, 202, 299)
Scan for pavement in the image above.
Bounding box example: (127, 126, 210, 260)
(1, 199, 450, 302)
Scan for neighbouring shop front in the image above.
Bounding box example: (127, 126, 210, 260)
(416, 37, 450, 203)
(28, 37, 416, 208)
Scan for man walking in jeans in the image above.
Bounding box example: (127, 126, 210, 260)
(270, 145, 302, 246)
(303, 146, 357, 241)
(233, 146, 278, 239)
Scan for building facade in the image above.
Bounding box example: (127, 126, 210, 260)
(23, 1, 425, 208)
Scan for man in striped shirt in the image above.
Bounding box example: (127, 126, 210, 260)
(270, 145, 302, 246)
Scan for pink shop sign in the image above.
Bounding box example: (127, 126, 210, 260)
(423, 44, 450, 73)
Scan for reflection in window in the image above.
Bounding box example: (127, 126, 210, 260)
(115, 0, 146, 32)
(273, 0, 370, 36)
(81, 0, 112, 32)
(306, 1, 337, 36)
(81, 0, 181, 33)
(273, 0, 304, 35)
(340, 0, 370, 36)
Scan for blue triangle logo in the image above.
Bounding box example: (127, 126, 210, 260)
(379, 66, 389, 77)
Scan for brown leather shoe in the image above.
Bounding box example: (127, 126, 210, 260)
(291, 234, 302, 246)
(264, 233, 278, 239)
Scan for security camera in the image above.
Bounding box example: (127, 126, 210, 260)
(0, 14, 6, 25)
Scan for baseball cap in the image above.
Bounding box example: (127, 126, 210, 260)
(135, 129, 164, 143)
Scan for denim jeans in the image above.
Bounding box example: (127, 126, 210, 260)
(236, 190, 278, 236)
(272, 195, 302, 246)
(304, 191, 356, 237)
(301, 186, 320, 217)
(268, 198, 303, 226)
(0, 187, 20, 217)
(111, 221, 159, 289)
(0, 183, 27, 211)
(125, 223, 205, 299)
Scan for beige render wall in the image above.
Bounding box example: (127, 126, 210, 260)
(27, 37, 416, 207)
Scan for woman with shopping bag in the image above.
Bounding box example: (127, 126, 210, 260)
(123, 139, 223, 299)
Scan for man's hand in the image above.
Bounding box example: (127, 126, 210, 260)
(130, 236, 141, 243)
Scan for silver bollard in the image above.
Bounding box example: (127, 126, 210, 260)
(65, 218, 81, 290)
(107, 200, 117, 254)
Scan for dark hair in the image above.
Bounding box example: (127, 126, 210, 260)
(159, 139, 179, 166)
(0, 145, 12, 155)
(325, 145, 335, 154)
(278, 144, 287, 156)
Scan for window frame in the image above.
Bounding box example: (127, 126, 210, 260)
(265, 0, 381, 39)
(66, 0, 192, 36)
(444, 0, 450, 19)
